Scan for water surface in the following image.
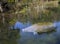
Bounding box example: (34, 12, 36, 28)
(14, 21, 60, 44)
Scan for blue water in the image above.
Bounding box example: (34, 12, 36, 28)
(14, 21, 60, 44)
(14, 21, 32, 29)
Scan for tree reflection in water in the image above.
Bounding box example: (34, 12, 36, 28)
(0, 28, 20, 44)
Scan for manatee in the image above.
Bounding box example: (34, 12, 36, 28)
(22, 23, 56, 35)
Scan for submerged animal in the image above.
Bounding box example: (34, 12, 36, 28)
(22, 23, 56, 35)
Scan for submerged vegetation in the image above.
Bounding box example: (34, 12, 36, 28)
(12, 0, 60, 23)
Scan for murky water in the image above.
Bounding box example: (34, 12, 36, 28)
(14, 21, 60, 44)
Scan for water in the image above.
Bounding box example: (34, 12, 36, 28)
(14, 21, 60, 44)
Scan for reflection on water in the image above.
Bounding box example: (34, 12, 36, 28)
(14, 21, 32, 30)
(0, 29, 20, 44)
(14, 21, 60, 44)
